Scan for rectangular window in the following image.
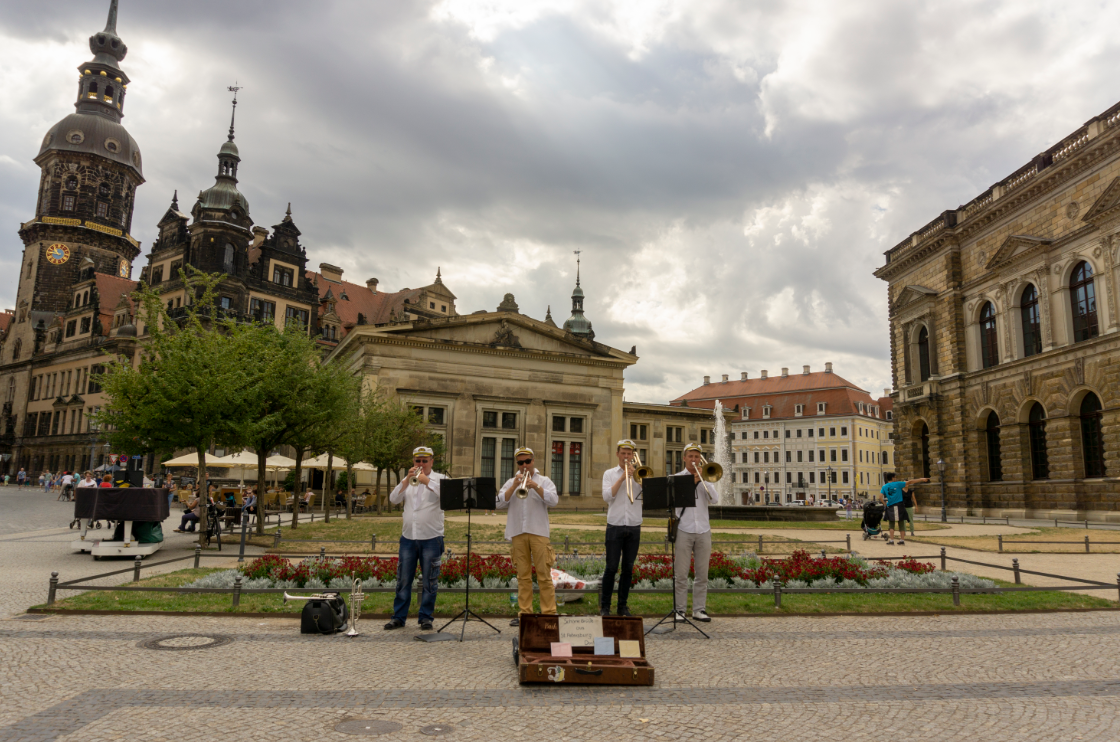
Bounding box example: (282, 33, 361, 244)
(219, 296, 233, 310)
(819, 428, 825, 437)
(430, 302, 435, 309)
(797, 450, 803, 462)
(809, 472, 815, 484)
(809, 450, 814, 462)
(754, 452, 760, 463)
(763, 452, 770, 463)
(786, 472, 792, 484)
(428, 407, 445, 426)
(786, 430, 791, 438)
(273, 266, 294, 287)
(79, 316, 91, 333)
(763, 431, 768, 439)
(284, 306, 309, 328)
(754, 472, 760, 484)
(568, 442, 582, 495)
(859, 450, 863, 463)
(482, 411, 497, 428)
(551, 441, 565, 494)
(151, 266, 163, 284)
(829, 427, 836, 437)
(841, 449, 848, 462)
(753, 431, 759, 439)
(786, 451, 791, 462)
(831, 449, 837, 462)
(62, 195, 76, 211)
(830, 471, 837, 484)
(87, 365, 103, 395)
(51, 411, 60, 435)
(481, 437, 496, 479)
(796, 429, 802, 438)
(570, 417, 583, 434)
(557, 416, 568, 433)
(638, 424, 647, 440)
(65, 320, 77, 338)
(501, 412, 518, 429)
(500, 439, 516, 483)
(96, 202, 109, 218)
(250, 298, 276, 321)
(741, 452, 748, 463)
(701, 429, 708, 444)
(841, 427, 847, 436)
(842, 471, 849, 484)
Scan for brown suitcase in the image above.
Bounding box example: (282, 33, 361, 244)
(515, 614, 655, 686)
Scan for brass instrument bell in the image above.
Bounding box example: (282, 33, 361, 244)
(696, 454, 723, 483)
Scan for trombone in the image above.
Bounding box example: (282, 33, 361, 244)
(693, 454, 723, 483)
(624, 450, 652, 504)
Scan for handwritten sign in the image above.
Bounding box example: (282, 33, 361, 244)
(558, 616, 603, 647)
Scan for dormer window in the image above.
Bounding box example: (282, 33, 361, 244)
(273, 266, 293, 287)
(794, 404, 804, 416)
(817, 403, 826, 414)
(762, 405, 772, 419)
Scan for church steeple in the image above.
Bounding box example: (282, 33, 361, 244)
(74, 0, 131, 123)
(562, 250, 594, 339)
(194, 86, 250, 221)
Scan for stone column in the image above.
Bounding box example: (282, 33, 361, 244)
(452, 392, 475, 479)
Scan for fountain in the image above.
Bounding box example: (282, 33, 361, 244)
(712, 400, 733, 505)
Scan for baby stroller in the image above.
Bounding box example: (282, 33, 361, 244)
(861, 502, 885, 540)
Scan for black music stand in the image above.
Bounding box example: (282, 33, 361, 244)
(641, 473, 710, 638)
(430, 477, 500, 642)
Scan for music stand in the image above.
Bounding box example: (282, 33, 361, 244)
(641, 473, 710, 638)
(429, 477, 500, 642)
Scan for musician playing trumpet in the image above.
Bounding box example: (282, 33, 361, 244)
(496, 447, 558, 626)
(600, 439, 644, 617)
(384, 446, 445, 632)
(674, 443, 719, 624)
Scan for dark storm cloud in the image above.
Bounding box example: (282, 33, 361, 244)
(4, 0, 1120, 403)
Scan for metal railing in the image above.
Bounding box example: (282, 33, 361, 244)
(998, 534, 1120, 553)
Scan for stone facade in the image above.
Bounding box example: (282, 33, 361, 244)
(620, 402, 736, 480)
(875, 100, 1120, 522)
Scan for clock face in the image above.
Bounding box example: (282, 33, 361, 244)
(46, 244, 70, 265)
(118, 260, 129, 278)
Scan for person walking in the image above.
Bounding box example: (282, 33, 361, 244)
(16, 468, 25, 489)
(39, 472, 47, 492)
(902, 485, 918, 537)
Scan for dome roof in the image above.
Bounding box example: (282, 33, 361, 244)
(115, 322, 137, 337)
(198, 179, 250, 214)
(219, 139, 239, 157)
(38, 112, 143, 178)
(563, 314, 592, 335)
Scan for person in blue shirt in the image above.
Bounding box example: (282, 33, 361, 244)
(879, 473, 929, 545)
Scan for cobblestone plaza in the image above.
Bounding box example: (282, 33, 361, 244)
(1, 489, 1119, 741)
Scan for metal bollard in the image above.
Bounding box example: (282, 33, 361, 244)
(940, 547, 946, 572)
(320, 546, 326, 559)
(998, 535, 1003, 553)
(133, 555, 142, 582)
(773, 581, 782, 608)
(1085, 519, 1089, 530)
(310, 511, 315, 523)
(951, 576, 960, 606)
(1012, 558, 1021, 585)
(1116, 573, 1120, 603)
(371, 534, 377, 552)
(564, 536, 570, 551)
(48, 572, 58, 606)
(232, 575, 242, 608)
(194, 545, 201, 569)
(758, 535, 764, 554)
(820, 549, 827, 560)
(1085, 536, 1090, 553)
(273, 529, 282, 549)
(846, 534, 851, 552)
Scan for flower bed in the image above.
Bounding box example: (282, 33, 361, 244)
(187, 550, 991, 592)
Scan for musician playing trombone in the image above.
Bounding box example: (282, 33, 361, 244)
(600, 439, 644, 617)
(674, 443, 719, 623)
(496, 447, 559, 627)
(384, 446, 445, 632)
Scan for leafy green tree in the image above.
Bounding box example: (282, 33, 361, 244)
(365, 396, 428, 514)
(94, 270, 267, 546)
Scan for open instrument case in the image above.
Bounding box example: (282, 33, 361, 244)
(513, 614, 655, 685)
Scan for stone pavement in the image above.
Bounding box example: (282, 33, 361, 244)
(3, 490, 1120, 740)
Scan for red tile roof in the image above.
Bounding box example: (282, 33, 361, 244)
(0, 312, 12, 337)
(672, 371, 889, 422)
(306, 271, 422, 338)
(94, 273, 139, 335)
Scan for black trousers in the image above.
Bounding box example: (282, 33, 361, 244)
(601, 524, 641, 610)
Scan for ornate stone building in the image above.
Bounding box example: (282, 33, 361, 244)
(875, 100, 1120, 521)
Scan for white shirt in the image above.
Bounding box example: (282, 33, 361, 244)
(602, 466, 643, 527)
(78, 478, 97, 488)
(389, 471, 446, 540)
(62, 474, 73, 486)
(673, 469, 718, 534)
(496, 472, 558, 540)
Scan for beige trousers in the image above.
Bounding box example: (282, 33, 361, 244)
(510, 533, 557, 615)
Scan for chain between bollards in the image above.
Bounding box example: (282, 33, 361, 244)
(47, 572, 58, 606)
(951, 575, 960, 606)
(193, 545, 201, 569)
(232, 575, 242, 608)
(132, 555, 142, 582)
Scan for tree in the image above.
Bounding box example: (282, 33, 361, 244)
(365, 396, 428, 514)
(95, 270, 268, 546)
(332, 386, 386, 519)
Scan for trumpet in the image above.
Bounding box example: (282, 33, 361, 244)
(408, 466, 421, 487)
(345, 577, 363, 637)
(515, 469, 533, 499)
(624, 451, 652, 504)
(692, 454, 723, 483)
(283, 590, 340, 604)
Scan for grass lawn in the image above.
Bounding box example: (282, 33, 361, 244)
(909, 527, 1120, 553)
(551, 514, 948, 532)
(41, 568, 1114, 616)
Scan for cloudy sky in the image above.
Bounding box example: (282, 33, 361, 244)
(4, 1, 1120, 403)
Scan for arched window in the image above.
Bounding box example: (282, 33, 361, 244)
(920, 423, 931, 479)
(917, 326, 931, 382)
(1070, 261, 1098, 342)
(1028, 403, 1049, 480)
(11, 340, 20, 362)
(985, 411, 1002, 481)
(82, 291, 89, 306)
(1080, 393, 1105, 477)
(223, 243, 235, 273)
(6, 378, 13, 403)
(1020, 285, 1041, 357)
(980, 302, 999, 368)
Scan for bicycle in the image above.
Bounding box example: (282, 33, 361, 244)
(204, 506, 222, 550)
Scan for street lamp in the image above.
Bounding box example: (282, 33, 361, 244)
(826, 465, 834, 503)
(937, 458, 947, 523)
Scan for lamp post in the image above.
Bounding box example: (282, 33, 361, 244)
(87, 421, 100, 474)
(937, 458, 947, 523)
(826, 465, 834, 503)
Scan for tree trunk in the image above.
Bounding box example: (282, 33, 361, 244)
(196, 445, 208, 548)
(345, 463, 354, 520)
(323, 452, 333, 523)
(375, 468, 383, 515)
(255, 448, 268, 536)
(290, 447, 304, 529)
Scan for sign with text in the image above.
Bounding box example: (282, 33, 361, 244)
(558, 615, 602, 647)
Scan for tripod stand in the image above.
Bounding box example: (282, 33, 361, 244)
(436, 478, 501, 642)
(644, 474, 710, 638)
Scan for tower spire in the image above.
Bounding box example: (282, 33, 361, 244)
(104, 0, 119, 33)
(574, 249, 581, 287)
(227, 83, 241, 142)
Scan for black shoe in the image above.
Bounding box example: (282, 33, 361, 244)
(509, 617, 520, 627)
(383, 619, 405, 630)
(617, 606, 632, 617)
(419, 620, 433, 631)
(599, 607, 611, 617)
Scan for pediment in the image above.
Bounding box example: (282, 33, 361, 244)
(376, 312, 631, 361)
(893, 285, 938, 310)
(985, 235, 1052, 270)
(1082, 176, 1120, 226)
